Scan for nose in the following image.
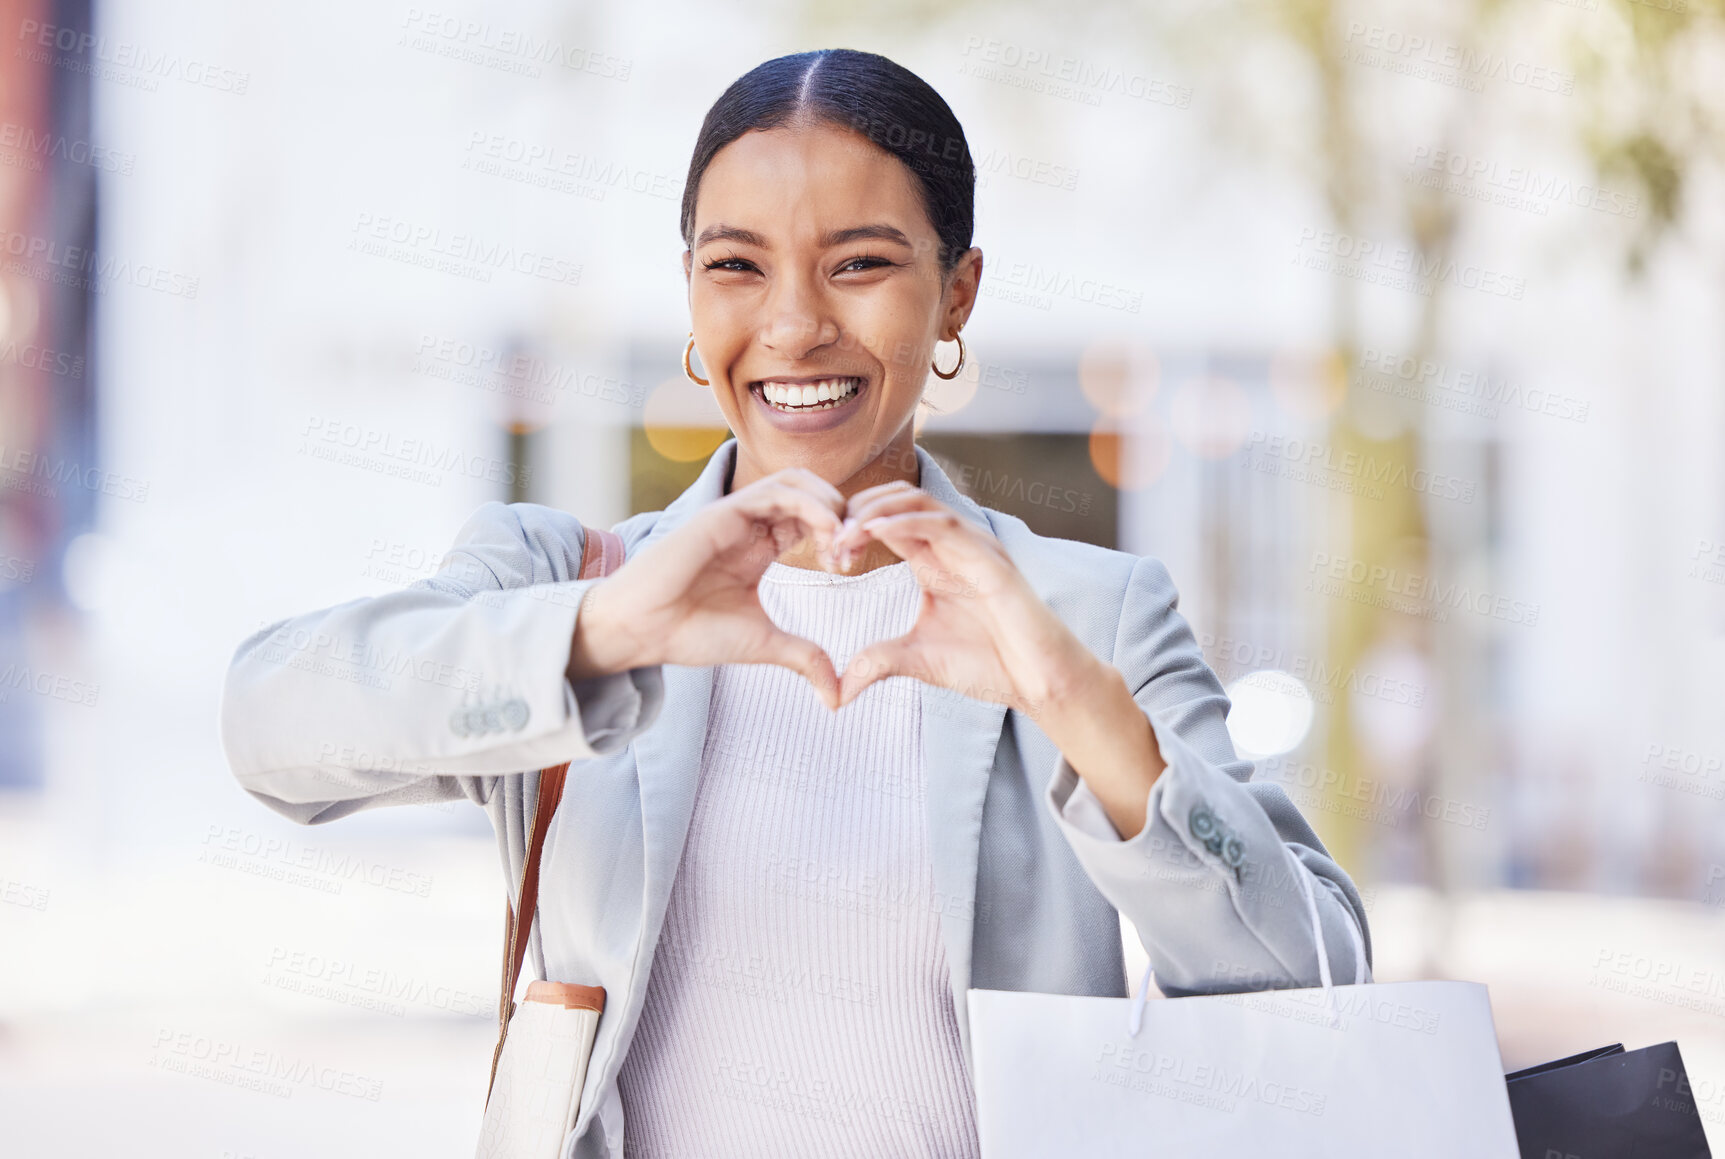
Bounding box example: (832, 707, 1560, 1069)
(759, 268, 839, 359)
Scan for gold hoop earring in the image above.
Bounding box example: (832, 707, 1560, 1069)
(683, 332, 709, 386)
(931, 332, 966, 380)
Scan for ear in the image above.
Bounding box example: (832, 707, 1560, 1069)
(942, 246, 984, 336)
(682, 249, 693, 284)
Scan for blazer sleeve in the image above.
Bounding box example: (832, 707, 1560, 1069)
(218, 501, 664, 826)
(1041, 553, 1372, 997)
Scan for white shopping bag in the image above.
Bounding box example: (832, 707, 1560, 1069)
(968, 850, 1520, 1158)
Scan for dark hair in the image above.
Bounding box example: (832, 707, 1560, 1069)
(680, 49, 975, 273)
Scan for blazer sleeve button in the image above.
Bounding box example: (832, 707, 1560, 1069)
(450, 708, 471, 737)
(500, 698, 529, 731)
(1189, 804, 1219, 842)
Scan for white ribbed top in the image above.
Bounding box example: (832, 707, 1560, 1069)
(617, 560, 981, 1158)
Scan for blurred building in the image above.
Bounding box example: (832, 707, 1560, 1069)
(0, 0, 98, 789)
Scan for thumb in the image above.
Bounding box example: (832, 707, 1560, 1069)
(754, 627, 841, 711)
(838, 637, 922, 709)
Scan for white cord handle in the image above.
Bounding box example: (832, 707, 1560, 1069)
(1128, 957, 1154, 1036)
(1285, 844, 1340, 1025)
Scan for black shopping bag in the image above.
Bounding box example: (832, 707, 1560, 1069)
(1505, 1041, 1711, 1159)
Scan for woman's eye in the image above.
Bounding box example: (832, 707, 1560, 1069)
(704, 257, 756, 273)
(839, 255, 892, 273)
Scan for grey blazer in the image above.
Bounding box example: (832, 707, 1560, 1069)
(219, 438, 1371, 1159)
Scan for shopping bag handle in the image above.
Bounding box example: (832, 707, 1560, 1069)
(1126, 843, 1364, 1036)
(484, 523, 626, 1106)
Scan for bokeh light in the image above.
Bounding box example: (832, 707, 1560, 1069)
(1078, 339, 1159, 418)
(1089, 413, 1171, 491)
(1225, 669, 1316, 757)
(644, 374, 731, 462)
(1169, 374, 1252, 460)
(1268, 348, 1347, 421)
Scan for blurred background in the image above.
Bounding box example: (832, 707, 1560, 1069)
(1, 0, 1723, 1153)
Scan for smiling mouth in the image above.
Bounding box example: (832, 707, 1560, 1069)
(753, 376, 865, 413)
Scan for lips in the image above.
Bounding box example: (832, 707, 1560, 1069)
(753, 376, 865, 413)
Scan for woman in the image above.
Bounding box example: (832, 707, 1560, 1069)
(221, 48, 1370, 1159)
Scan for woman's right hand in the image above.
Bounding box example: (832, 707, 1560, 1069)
(565, 468, 847, 708)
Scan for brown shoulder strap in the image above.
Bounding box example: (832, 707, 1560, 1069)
(578, 523, 625, 580)
(487, 522, 626, 1102)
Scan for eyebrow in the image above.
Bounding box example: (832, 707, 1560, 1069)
(693, 224, 769, 249)
(691, 223, 914, 250)
(820, 224, 913, 248)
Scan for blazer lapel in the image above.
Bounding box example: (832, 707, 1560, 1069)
(632, 662, 713, 950)
(912, 445, 1011, 1070)
(623, 445, 733, 978)
(921, 684, 1008, 1071)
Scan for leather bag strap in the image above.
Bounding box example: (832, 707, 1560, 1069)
(486, 523, 626, 1103)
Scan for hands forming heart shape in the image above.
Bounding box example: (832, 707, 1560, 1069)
(566, 466, 1101, 717)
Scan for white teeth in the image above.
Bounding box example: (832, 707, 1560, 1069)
(758, 377, 861, 411)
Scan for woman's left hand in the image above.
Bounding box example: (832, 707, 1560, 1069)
(829, 480, 1168, 838)
(829, 481, 1097, 716)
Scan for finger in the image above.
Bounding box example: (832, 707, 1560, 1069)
(838, 636, 924, 708)
(723, 482, 846, 562)
(842, 482, 935, 529)
(755, 627, 841, 711)
(762, 470, 848, 564)
(768, 466, 847, 512)
(834, 490, 945, 567)
(776, 465, 848, 507)
(765, 476, 851, 566)
(731, 474, 846, 527)
(829, 516, 861, 565)
(858, 511, 1004, 591)
(830, 485, 909, 559)
(857, 510, 968, 559)
(844, 478, 920, 514)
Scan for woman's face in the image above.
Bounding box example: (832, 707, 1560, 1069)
(684, 120, 981, 491)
